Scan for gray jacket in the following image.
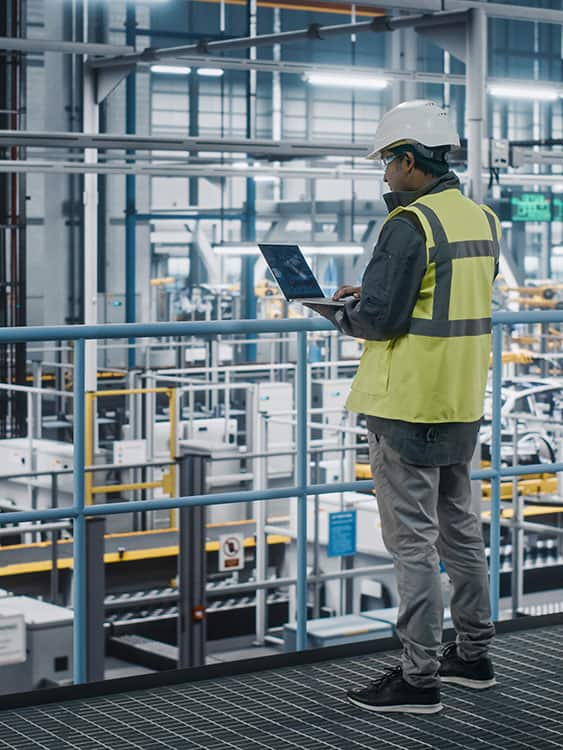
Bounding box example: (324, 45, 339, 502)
(333, 172, 486, 466)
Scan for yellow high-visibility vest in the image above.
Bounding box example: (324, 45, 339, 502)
(346, 188, 501, 423)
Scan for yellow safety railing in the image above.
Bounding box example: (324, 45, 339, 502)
(85, 387, 178, 525)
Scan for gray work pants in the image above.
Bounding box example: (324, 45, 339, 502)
(368, 432, 495, 689)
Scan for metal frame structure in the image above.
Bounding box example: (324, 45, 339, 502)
(84, 386, 177, 508)
(0, 311, 561, 685)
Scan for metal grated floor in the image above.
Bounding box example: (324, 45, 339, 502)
(1, 622, 563, 750)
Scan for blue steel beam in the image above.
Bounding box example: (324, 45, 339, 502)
(242, 177, 257, 361)
(4, 456, 563, 528)
(0, 311, 560, 345)
(490, 323, 503, 621)
(125, 3, 137, 369)
(72, 339, 87, 684)
(3, 459, 562, 528)
(296, 331, 309, 650)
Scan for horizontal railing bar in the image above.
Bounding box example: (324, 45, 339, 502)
(498, 519, 563, 536)
(0, 318, 333, 343)
(0, 312, 560, 344)
(2, 455, 561, 527)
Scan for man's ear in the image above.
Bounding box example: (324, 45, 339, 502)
(403, 151, 416, 173)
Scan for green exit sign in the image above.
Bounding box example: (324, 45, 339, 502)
(511, 193, 552, 222)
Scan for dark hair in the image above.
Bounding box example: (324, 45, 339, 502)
(391, 144, 449, 177)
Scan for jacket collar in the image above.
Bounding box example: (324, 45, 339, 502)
(383, 171, 461, 213)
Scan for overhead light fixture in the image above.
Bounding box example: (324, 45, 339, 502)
(304, 72, 388, 90)
(552, 245, 563, 255)
(488, 83, 559, 102)
(197, 68, 224, 77)
(552, 184, 563, 193)
(150, 65, 191, 75)
(213, 244, 363, 256)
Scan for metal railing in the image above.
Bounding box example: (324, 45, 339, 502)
(0, 311, 562, 684)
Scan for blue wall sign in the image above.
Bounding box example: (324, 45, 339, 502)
(328, 511, 357, 557)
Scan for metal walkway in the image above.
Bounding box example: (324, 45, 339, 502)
(1, 614, 562, 750)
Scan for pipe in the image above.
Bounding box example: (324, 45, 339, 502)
(89, 11, 467, 70)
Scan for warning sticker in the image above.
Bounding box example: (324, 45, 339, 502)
(219, 533, 244, 572)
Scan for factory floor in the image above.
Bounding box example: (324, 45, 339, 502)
(1, 613, 562, 750)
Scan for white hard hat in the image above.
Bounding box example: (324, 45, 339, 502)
(367, 100, 460, 160)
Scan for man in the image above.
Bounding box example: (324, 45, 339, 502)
(308, 100, 499, 715)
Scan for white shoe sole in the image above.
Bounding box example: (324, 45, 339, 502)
(347, 696, 444, 715)
(440, 676, 497, 690)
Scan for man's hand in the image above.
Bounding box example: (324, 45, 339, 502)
(333, 285, 361, 301)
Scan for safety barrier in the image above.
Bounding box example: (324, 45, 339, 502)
(0, 311, 562, 684)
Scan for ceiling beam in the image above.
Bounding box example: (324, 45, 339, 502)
(88, 10, 467, 71)
(0, 130, 371, 157)
(318, 0, 563, 25)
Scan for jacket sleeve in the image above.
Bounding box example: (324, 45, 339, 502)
(333, 215, 427, 341)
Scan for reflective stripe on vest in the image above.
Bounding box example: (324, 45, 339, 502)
(402, 199, 499, 337)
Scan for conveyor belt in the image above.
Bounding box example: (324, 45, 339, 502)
(1, 614, 562, 749)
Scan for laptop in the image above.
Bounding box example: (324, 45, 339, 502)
(258, 243, 347, 306)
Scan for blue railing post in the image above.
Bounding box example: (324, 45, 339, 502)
(490, 323, 503, 621)
(72, 338, 87, 683)
(296, 331, 308, 650)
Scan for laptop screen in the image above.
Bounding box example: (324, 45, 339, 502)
(258, 244, 324, 300)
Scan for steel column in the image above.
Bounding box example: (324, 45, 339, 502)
(489, 323, 502, 621)
(125, 4, 136, 368)
(296, 332, 308, 650)
(254, 413, 268, 644)
(85, 515, 106, 682)
(465, 7, 486, 203)
(178, 450, 208, 668)
(72, 338, 86, 684)
(82, 67, 99, 391)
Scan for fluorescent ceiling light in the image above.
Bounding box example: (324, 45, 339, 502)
(214, 244, 363, 256)
(253, 175, 280, 183)
(552, 245, 563, 255)
(304, 72, 388, 90)
(151, 65, 191, 75)
(197, 68, 224, 77)
(552, 184, 563, 193)
(488, 83, 559, 101)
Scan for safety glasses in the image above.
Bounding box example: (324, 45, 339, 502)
(380, 153, 403, 170)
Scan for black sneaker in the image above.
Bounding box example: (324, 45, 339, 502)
(439, 642, 496, 689)
(347, 665, 443, 715)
